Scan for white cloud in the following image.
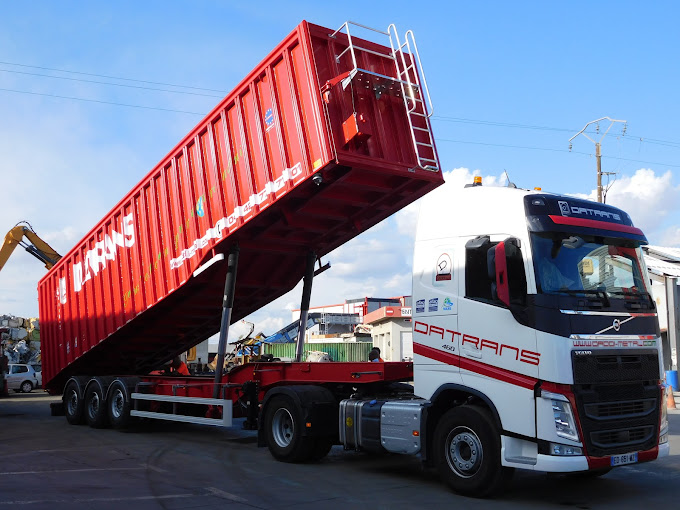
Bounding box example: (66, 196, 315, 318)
(567, 168, 680, 243)
(603, 169, 680, 235)
(383, 272, 411, 290)
(660, 226, 680, 247)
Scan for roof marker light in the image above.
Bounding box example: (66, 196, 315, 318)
(473, 176, 482, 186)
(534, 187, 542, 191)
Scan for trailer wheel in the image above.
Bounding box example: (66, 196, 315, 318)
(264, 396, 315, 462)
(20, 380, 33, 393)
(108, 380, 133, 429)
(85, 382, 109, 428)
(64, 380, 85, 425)
(433, 405, 513, 498)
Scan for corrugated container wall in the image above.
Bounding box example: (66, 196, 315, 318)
(38, 21, 443, 393)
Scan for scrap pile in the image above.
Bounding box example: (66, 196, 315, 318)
(1, 315, 40, 364)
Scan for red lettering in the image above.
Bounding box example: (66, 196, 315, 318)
(462, 334, 479, 349)
(446, 329, 461, 343)
(412, 321, 541, 366)
(414, 321, 429, 334)
(499, 344, 519, 361)
(480, 338, 498, 354)
(429, 325, 445, 340)
(520, 349, 541, 366)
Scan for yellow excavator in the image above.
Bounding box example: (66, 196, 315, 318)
(0, 221, 61, 273)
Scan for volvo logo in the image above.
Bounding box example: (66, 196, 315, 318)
(613, 319, 621, 332)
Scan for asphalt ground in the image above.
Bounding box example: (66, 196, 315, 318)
(1, 391, 680, 510)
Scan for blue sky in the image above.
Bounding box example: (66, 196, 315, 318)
(1, 1, 678, 340)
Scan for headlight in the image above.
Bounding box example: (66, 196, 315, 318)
(550, 443, 582, 456)
(542, 391, 580, 442)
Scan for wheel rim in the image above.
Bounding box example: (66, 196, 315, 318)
(67, 390, 79, 416)
(111, 388, 125, 419)
(445, 426, 483, 478)
(21, 382, 31, 392)
(272, 407, 295, 448)
(88, 392, 100, 419)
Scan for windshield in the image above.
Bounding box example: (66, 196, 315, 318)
(531, 233, 649, 297)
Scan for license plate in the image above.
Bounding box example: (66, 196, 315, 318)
(610, 452, 638, 466)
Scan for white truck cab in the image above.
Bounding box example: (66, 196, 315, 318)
(406, 178, 668, 494)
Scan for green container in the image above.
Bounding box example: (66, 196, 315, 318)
(262, 342, 373, 362)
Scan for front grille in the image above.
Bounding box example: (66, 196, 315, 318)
(572, 349, 660, 457)
(584, 398, 656, 420)
(573, 349, 659, 384)
(591, 426, 655, 449)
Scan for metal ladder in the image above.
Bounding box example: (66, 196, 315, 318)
(329, 22, 439, 172)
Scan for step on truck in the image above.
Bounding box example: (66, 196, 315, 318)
(39, 21, 668, 498)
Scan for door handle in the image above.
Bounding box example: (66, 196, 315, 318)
(461, 347, 482, 359)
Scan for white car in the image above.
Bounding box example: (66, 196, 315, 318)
(6, 364, 40, 393)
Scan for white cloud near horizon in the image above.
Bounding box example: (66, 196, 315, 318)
(567, 168, 680, 242)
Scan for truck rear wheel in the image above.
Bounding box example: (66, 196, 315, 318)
(265, 396, 315, 462)
(433, 405, 513, 498)
(85, 381, 109, 428)
(107, 380, 133, 429)
(64, 380, 85, 425)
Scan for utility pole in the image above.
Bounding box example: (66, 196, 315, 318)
(569, 117, 627, 203)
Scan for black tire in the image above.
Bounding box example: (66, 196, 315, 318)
(85, 381, 109, 428)
(433, 405, 513, 498)
(64, 380, 85, 425)
(264, 396, 315, 462)
(20, 381, 33, 393)
(107, 380, 133, 429)
(310, 438, 333, 461)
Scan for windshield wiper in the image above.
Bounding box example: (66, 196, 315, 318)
(550, 289, 610, 307)
(608, 290, 655, 308)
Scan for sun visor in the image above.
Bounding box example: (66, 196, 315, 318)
(524, 195, 647, 244)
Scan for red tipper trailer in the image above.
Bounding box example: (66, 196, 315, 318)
(39, 20, 442, 449)
(39, 21, 442, 394)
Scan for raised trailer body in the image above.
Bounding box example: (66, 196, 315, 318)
(39, 21, 441, 393)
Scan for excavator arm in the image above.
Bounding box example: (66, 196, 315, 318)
(0, 222, 61, 273)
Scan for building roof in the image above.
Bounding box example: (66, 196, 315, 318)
(643, 246, 680, 278)
(363, 306, 412, 325)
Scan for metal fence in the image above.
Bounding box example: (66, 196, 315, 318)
(262, 342, 373, 362)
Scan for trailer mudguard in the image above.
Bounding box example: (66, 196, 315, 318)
(258, 385, 338, 446)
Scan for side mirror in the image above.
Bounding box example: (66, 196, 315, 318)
(489, 237, 526, 308)
(492, 242, 511, 307)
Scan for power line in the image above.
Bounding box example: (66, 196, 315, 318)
(0, 60, 227, 93)
(0, 64, 677, 168)
(438, 137, 680, 168)
(1, 60, 677, 150)
(432, 115, 680, 149)
(1, 60, 678, 149)
(0, 87, 206, 115)
(0, 68, 224, 98)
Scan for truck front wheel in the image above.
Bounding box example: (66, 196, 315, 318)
(264, 396, 316, 462)
(433, 405, 513, 498)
